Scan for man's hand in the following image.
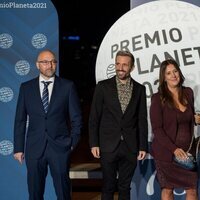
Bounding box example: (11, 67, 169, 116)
(14, 152, 24, 164)
(91, 147, 100, 158)
(137, 151, 146, 160)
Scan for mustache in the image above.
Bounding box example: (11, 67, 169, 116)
(116, 70, 126, 73)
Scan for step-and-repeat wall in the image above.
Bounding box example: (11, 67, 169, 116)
(0, 0, 58, 199)
(1, 0, 200, 199)
(96, 0, 200, 199)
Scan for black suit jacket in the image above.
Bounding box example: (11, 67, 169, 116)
(89, 76, 148, 153)
(14, 75, 82, 159)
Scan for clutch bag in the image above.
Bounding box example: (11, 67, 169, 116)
(173, 153, 196, 170)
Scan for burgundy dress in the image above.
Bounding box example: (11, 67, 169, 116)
(155, 105, 198, 189)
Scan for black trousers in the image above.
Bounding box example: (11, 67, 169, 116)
(25, 143, 71, 200)
(100, 141, 137, 200)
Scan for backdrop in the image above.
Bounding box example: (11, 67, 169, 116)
(96, 0, 200, 199)
(0, 0, 58, 199)
(1, 0, 200, 199)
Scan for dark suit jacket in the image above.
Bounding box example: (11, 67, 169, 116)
(14, 75, 82, 159)
(150, 87, 195, 162)
(89, 76, 148, 154)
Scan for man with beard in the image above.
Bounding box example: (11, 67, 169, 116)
(89, 50, 148, 200)
(14, 49, 82, 200)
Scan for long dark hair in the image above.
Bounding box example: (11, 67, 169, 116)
(158, 59, 187, 107)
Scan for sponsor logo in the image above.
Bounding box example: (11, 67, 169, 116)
(32, 33, 47, 49)
(0, 140, 13, 156)
(15, 60, 30, 76)
(0, 87, 14, 102)
(0, 33, 13, 49)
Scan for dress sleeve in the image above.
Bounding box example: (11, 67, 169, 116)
(150, 93, 177, 153)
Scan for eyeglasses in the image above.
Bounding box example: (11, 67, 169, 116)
(37, 60, 57, 65)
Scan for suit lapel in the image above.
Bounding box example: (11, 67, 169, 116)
(110, 77, 123, 116)
(123, 79, 137, 116)
(47, 76, 59, 113)
(31, 77, 45, 113)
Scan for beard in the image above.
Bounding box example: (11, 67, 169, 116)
(116, 70, 130, 80)
(41, 69, 56, 78)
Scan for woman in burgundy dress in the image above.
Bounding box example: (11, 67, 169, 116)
(150, 59, 199, 200)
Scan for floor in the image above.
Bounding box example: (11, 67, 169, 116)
(71, 179, 102, 200)
(72, 192, 101, 200)
(72, 192, 118, 200)
(71, 179, 118, 200)
(69, 112, 119, 200)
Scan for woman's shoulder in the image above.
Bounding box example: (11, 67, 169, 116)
(150, 92, 162, 106)
(151, 92, 160, 100)
(183, 86, 193, 96)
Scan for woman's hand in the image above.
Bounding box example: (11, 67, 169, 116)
(194, 114, 200, 124)
(174, 148, 188, 160)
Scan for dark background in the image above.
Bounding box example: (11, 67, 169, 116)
(51, 0, 130, 163)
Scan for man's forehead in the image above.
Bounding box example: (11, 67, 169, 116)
(38, 51, 55, 59)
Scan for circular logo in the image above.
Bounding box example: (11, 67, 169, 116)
(0, 33, 13, 49)
(15, 60, 30, 76)
(0, 87, 14, 103)
(32, 33, 47, 49)
(0, 140, 13, 156)
(106, 64, 115, 78)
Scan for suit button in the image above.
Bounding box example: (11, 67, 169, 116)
(45, 117, 47, 120)
(121, 128, 123, 131)
(45, 129, 47, 132)
(120, 135, 124, 140)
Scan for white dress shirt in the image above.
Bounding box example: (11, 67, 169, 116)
(39, 76, 55, 102)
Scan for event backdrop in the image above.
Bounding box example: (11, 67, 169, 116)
(0, 0, 58, 199)
(1, 0, 200, 199)
(96, 0, 200, 199)
(131, 0, 200, 8)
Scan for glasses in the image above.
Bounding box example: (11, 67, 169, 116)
(37, 60, 57, 65)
